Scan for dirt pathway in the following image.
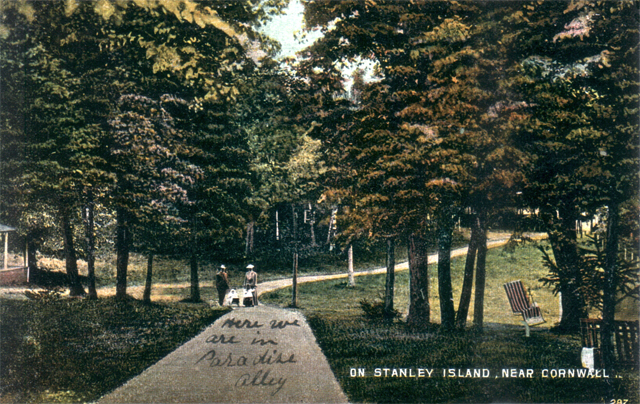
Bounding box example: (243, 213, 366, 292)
(98, 305, 348, 403)
(1, 232, 544, 302)
(96, 233, 542, 403)
(256, 234, 524, 297)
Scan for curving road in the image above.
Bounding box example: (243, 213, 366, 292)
(257, 235, 520, 297)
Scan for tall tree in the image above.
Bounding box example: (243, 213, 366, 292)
(1, 0, 286, 300)
(514, 0, 640, 335)
(0, 11, 93, 295)
(406, 233, 430, 327)
(299, 0, 530, 329)
(108, 94, 198, 299)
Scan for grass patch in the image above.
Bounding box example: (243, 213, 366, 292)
(37, 248, 403, 295)
(34, 230, 470, 295)
(0, 296, 228, 403)
(261, 241, 640, 403)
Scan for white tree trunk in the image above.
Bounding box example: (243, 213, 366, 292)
(327, 207, 338, 250)
(348, 244, 355, 287)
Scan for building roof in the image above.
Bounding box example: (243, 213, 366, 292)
(0, 224, 16, 233)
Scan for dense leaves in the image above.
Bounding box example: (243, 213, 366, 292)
(0, 0, 637, 344)
(0, 0, 292, 298)
(296, 0, 638, 331)
(0, 296, 228, 402)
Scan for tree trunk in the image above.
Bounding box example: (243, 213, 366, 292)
(292, 250, 298, 308)
(437, 223, 455, 330)
(61, 207, 85, 296)
(347, 244, 355, 287)
(190, 217, 201, 302)
(245, 220, 255, 256)
(82, 202, 97, 299)
(601, 201, 619, 367)
(115, 207, 130, 300)
(291, 204, 297, 241)
(407, 234, 430, 327)
(384, 238, 395, 320)
(143, 253, 154, 304)
(456, 216, 480, 328)
(3, 233, 6, 271)
(309, 218, 317, 247)
(473, 218, 488, 329)
(27, 240, 37, 276)
(190, 252, 200, 302)
(327, 206, 337, 250)
(543, 207, 587, 332)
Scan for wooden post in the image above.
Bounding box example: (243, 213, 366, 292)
(4, 232, 8, 271)
(558, 291, 563, 323)
(292, 204, 297, 241)
(308, 203, 317, 247)
(384, 238, 395, 321)
(25, 240, 29, 283)
(292, 249, 298, 308)
(291, 205, 299, 307)
(347, 245, 355, 287)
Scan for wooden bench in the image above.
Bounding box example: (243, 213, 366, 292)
(580, 319, 639, 368)
(504, 280, 546, 336)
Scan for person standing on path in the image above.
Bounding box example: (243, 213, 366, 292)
(243, 264, 258, 306)
(215, 265, 230, 306)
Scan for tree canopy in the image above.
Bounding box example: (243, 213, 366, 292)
(0, 1, 637, 346)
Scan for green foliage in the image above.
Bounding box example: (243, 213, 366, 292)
(0, 0, 637, 371)
(23, 287, 64, 303)
(260, 242, 639, 403)
(508, 0, 640, 331)
(515, 0, 639, 217)
(359, 297, 399, 321)
(539, 233, 640, 312)
(306, 313, 638, 404)
(296, 1, 535, 245)
(0, 0, 300, 279)
(0, 297, 228, 403)
(296, 1, 540, 330)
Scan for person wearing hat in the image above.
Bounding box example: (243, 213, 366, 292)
(243, 264, 258, 306)
(215, 265, 230, 306)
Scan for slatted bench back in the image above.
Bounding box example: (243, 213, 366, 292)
(504, 280, 532, 314)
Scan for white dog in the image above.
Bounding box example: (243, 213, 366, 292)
(243, 288, 256, 307)
(224, 289, 239, 306)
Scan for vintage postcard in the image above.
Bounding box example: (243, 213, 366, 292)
(1, 1, 638, 403)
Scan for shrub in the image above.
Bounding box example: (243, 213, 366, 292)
(359, 298, 399, 321)
(24, 286, 64, 302)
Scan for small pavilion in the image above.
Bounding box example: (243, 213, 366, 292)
(0, 224, 29, 284)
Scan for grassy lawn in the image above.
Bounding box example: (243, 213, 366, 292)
(30, 230, 472, 302)
(2, 237, 636, 403)
(35, 243, 413, 301)
(0, 296, 229, 403)
(260, 241, 640, 403)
